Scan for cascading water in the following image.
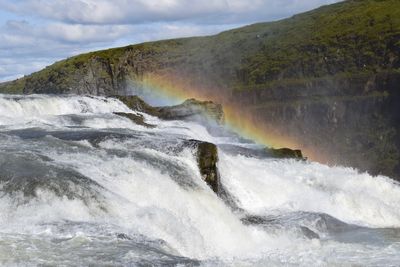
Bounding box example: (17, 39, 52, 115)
(1, 94, 400, 266)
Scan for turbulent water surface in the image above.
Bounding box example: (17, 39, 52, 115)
(1, 94, 400, 266)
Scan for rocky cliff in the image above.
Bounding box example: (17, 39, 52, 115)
(1, 0, 399, 179)
(232, 71, 400, 178)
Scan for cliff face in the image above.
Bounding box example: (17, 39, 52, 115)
(1, 0, 400, 179)
(232, 72, 400, 178)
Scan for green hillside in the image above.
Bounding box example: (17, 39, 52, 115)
(1, 0, 399, 94)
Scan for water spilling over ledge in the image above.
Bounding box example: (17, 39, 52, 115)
(1, 94, 400, 266)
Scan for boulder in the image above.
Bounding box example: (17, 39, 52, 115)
(113, 112, 155, 128)
(184, 139, 219, 193)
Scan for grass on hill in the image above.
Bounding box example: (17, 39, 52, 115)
(1, 0, 399, 94)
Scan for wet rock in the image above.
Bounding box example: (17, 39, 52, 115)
(300, 226, 320, 239)
(265, 147, 305, 160)
(184, 139, 219, 193)
(241, 215, 276, 225)
(114, 95, 161, 117)
(116, 233, 132, 240)
(157, 99, 224, 124)
(113, 112, 155, 128)
(220, 144, 306, 160)
(116, 95, 224, 124)
(0, 152, 106, 207)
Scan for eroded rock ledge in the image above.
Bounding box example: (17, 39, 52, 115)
(116, 95, 305, 194)
(115, 95, 224, 124)
(266, 148, 305, 160)
(157, 99, 224, 124)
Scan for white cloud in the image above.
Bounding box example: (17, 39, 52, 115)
(0, 0, 340, 25)
(0, 20, 131, 47)
(0, 57, 49, 82)
(44, 24, 131, 43)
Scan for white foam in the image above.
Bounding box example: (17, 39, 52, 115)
(0, 94, 131, 124)
(40, 145, 282, 259)
(218, 153, 400, 228)
(1, 94, 400, 265)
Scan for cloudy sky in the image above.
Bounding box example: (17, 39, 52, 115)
(0, 0, 340, 82)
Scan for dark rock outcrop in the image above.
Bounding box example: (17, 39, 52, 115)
(219, 144, 305, 160)
(114, 95, 161, 116)
(157, 99, 224, 124)
(233, 71, 400, 179)
(300, 226, 320, 240)
(184, 139, 220, 193)
(113, 112, 155, 128)
(266, 148, 305, 160)
(116, 96, 224, 125)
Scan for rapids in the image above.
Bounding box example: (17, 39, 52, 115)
(0, 94, 400, 266)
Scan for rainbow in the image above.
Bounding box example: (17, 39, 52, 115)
(127, 73, 327, 162)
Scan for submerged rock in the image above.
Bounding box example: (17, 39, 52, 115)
(113, 112, 155, 128)
(265, 147, 305, 160)
(241, 215, 276, 225)
(300, 226, 320, 240)
(184, 139, 220, 193)
(0, 152, 106, 207)
(116, 233, 133, 240)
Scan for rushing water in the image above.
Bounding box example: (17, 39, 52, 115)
(1, 94, 400, 266)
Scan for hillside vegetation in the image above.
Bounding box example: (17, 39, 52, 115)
(1, 0, 399, 94)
